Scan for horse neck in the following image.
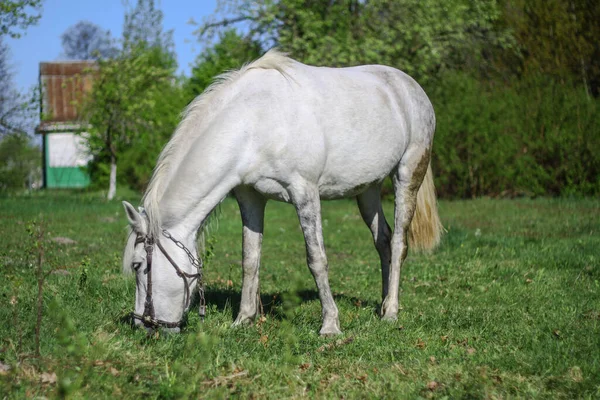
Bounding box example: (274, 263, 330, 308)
(149, 163, 239, 244)
(146, 96, 246, 242)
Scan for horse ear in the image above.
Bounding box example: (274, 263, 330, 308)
(122, 201, 147, 235)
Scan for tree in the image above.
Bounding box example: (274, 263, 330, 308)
(60, 21, 118, 60)
(187, 29, 262, 97)
(0, 1, 42, 191)
(0, 0, 43, 38)
(118, 78, 187, 192)
(81, 0, 182, 199)
(195, 0, 513, 84)
(0, 131, 40, 191)
(123, 0, 175, 59)
(360, 0, 512, 83)
(500, 0, 600, 97)
(0, 38, 18, 136)
(1, 0, 41, 136)
(239, 0, 366, 67)
(0, 41, 39, 191)
(0, 37, 36, 137)
(82, 46, 175, 199)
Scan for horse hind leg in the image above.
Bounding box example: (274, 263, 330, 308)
(381, 147, 431, 320)
(232, 186, 267, 326)
(356, 185, 392, 302)
(292, 183, 341, 335)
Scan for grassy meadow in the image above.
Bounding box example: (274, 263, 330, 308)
(0, 191, 599, 398)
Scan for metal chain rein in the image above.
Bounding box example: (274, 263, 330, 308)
(161, 230, 206, 321)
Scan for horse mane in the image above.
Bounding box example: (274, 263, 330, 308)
(142, 49, 293, 237)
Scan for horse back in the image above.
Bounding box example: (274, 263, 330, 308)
(219, 62, 435, 200)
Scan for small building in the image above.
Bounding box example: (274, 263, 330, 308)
(35, 61, 96, 188)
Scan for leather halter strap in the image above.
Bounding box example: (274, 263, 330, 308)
(131, 231, 204, 329)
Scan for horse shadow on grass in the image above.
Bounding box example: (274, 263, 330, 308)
(200, 287, 381, 321)
(118, 288, 381, 330)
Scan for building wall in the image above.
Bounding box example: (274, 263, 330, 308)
(43, 132, 91, 188)
(39, 62, 96, 123)
(37, 61, 97, 189)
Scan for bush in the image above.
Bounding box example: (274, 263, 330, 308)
(0, 133, 41, 192)
(429, 73, 600, 198)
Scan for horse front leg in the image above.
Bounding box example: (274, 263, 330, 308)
(232, 187, 267, 326)
(293, 184, 341, 335)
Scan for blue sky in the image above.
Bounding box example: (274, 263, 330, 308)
(5, 0, 218, 92)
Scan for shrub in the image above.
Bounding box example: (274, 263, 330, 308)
(429, 73, 599, 198)
(0, 133, 41, 192)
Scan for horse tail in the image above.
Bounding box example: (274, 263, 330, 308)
(408, 163, 443, 252)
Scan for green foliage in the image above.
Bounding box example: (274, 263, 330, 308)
(0, 0, 43, 38)
(361, 0, 513, 83)
(0, 193, 599, 397)
(187, 29, 262, 97)
(117, 78, 187, 191)
(82, 45, 174, 154)
(431, 72, 600, 198)
(199, 0, 513, 84)
(123, 0, 175, 59)
(81, 0, 186, 194)
(501, 0, 600, 96)
(84, 50, 186, 192)
(0, 133, 40, 191)
(271, 0, 366, 67)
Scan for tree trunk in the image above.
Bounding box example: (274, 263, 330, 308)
(108, 153, 117, 200)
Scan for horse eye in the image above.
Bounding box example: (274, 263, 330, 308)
(132, 262, 142, 271)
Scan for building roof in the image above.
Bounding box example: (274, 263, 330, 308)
(37, 61, 97, 133)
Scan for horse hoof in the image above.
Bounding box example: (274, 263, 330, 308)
(319, 324, 342, 336)
(232, 315, 254, 327)
(380, 298, 398, 321)
(381, 314, 398, 322)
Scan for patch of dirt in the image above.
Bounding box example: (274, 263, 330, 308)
(0, 361, 10, 375)
(51, 237, 77, 245)
(51, 269, 71, 276)
(40, 371, 57, 385)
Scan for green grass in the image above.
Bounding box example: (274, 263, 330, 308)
(1, 191, 599, 398)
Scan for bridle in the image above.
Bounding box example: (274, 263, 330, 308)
(131, 229, 206, 329)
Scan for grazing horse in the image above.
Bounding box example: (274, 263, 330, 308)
(122, 50, 443, 335)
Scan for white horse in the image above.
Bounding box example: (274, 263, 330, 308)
(122, 50, 443, 335)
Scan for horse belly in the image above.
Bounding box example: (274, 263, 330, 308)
(254, 177, 292, 202)
(317, 129, 406, 200)
(309, 74, 410, 199)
